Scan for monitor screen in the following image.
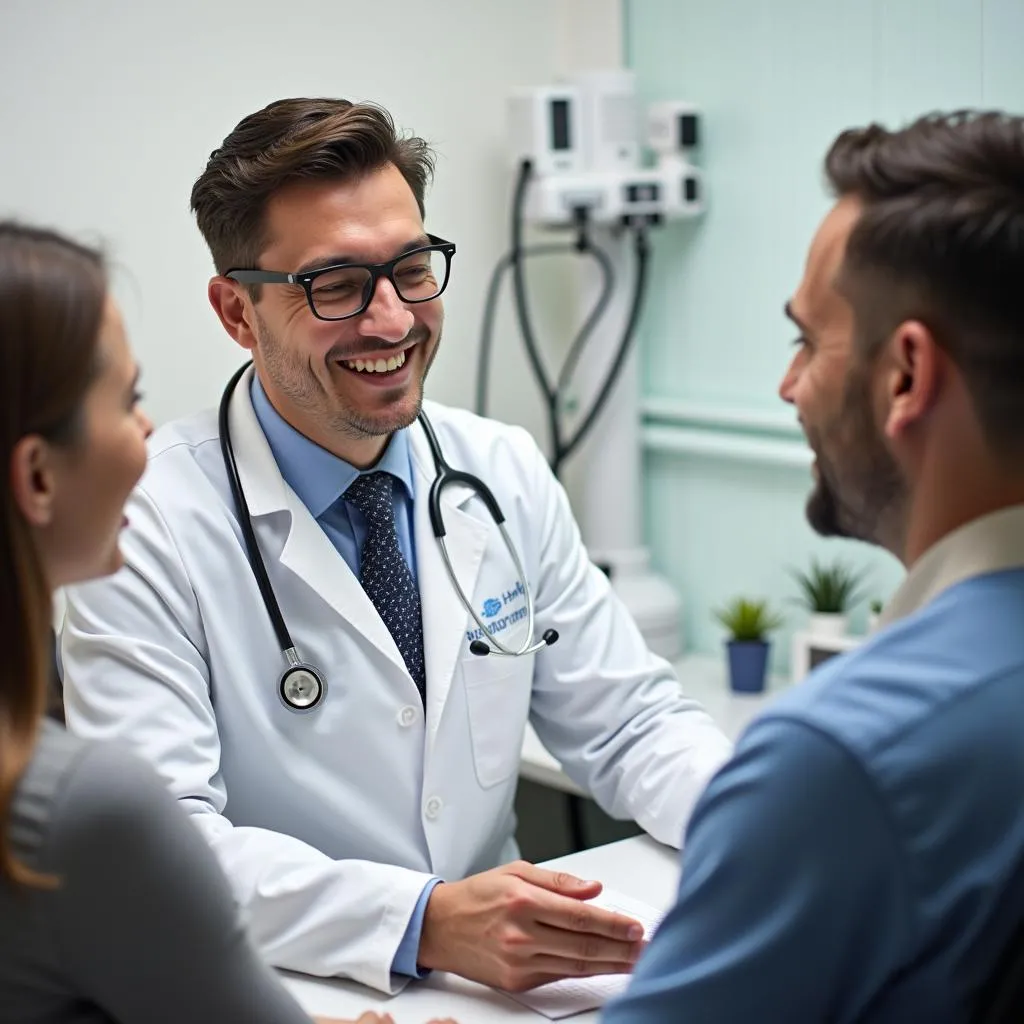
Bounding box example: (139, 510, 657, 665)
(550, 99, 571, 151)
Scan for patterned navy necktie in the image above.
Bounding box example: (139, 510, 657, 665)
(344, 471, 426, 704)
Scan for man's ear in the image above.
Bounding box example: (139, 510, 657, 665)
(10, 435, 58, 528)
(208, 277, 258, 352)
(883, 320, 943, 441)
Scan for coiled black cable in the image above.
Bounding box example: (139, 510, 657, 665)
(508, 160, 563, 467)
(489, 158, 652, 481)
(555, 225, 651, 474)
(475, 243, 572, 418)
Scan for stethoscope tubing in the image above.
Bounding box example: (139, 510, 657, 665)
(219, 363, 554, 711)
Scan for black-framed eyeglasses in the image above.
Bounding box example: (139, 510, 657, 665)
(226, 234, 456, 322)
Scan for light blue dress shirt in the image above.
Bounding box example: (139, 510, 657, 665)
(605, 568, 1024, 1023)
(250, 376, 418, 580)
(251, 376, 440, 979)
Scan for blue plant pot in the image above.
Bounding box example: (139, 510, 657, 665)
(726, 640, 770, 694)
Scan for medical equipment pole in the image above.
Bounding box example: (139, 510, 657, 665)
(566, 225, 683, 661)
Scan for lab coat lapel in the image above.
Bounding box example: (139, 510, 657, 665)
(227, 367, 408, 676)
(410, 420, 489, 747)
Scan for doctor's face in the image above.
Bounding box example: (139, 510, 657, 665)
(240, 165, 443, 455)
(778, 197, 905, 545)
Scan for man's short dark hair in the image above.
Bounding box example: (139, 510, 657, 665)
(825, 110, 1024, 456)
(190, 97, 435, 277)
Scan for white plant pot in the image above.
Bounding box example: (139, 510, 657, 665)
(867, 612, 881, 633)
(808, 612, 848, 638)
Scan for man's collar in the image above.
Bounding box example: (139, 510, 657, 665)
(249, 374, 415, 518)
(880, 504, 1024, 626)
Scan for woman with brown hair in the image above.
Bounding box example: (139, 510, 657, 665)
(0, 221, 452, 1024)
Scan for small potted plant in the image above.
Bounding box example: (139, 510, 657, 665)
(714, 597, 783, 694)
(867, 598, 884, 632)
(791, 558, 865, 638)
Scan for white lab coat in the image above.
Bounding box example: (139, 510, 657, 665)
(60, 367, 731, 993)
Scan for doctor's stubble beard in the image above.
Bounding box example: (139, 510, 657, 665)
(254, 310, 440, 440)
(803, 362, 906, 546)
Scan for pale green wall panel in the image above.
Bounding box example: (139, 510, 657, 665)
(984, 0, 1024, 109)
(644, 450, 904, 672)
(626, 0, 1023, 664)
(627, 0, 876, 411)
(872, 0, 983, 120)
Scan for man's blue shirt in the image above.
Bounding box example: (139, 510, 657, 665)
(606, 566, 1024, 1023)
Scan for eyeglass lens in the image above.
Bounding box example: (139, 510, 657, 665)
(310, 249, 446, 318)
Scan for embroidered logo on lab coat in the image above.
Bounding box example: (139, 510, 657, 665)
(466, 581, 527, 646)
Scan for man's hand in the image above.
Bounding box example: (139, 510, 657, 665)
(417, 861, 646, 991)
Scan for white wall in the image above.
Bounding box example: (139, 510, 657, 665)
(0, 0, 622, 447)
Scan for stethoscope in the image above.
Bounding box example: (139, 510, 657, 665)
(218, 362, 558, 713)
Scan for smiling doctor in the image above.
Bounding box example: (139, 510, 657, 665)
(59, 97, 731, 996)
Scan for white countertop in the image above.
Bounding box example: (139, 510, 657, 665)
(518, 652, 786, 794)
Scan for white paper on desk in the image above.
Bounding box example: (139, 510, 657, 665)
(505, 889, 664, 1020)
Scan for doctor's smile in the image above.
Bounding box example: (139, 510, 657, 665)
(329, 327, 429, 393)
(340, 346, 407, 376)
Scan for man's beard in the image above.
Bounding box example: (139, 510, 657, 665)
(255, 312, 438, 440)
(805, 370, 905, 546)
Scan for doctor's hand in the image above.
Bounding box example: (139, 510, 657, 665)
(417, 861, 645, 992)
(313, 1017, 458, 1024)
(313, 1014, 394, 1024)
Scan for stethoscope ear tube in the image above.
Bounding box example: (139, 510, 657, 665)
(418, 413, 560, 658)
(469, 629, 559, 658)
(436, 525, 556, 659)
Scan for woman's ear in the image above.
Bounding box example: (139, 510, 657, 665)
(10, 435, 58, 528)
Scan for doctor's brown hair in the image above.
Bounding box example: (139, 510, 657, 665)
(825, 109, 1024, 457)
(190, 97, 436, 279)
(0, 222, 106, 886)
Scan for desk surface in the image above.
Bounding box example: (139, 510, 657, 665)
(281, 835, 680, 1022)
(519, 653, 785, 795)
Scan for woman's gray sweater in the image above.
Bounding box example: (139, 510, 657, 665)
(1, 721, 313, 1023)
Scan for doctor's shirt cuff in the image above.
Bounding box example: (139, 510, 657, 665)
(392, 877, 443, 978)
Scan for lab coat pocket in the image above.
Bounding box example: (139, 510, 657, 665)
(461, 656, 531, 789)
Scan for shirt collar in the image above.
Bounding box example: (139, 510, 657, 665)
(249, 374, 415, 519)
(880, 504, 1024, 627)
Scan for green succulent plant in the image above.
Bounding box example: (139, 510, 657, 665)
(790, 558, 866, 614)
(714, 597, 784, 643)
(869, 598, 884, 615)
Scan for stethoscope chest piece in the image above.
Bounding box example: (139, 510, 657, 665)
(279, 663, 326, 713)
